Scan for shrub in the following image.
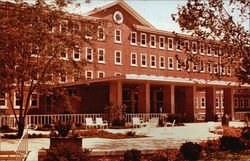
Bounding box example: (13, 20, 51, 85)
(0, 125, 10, 131)
(123, 149, 141, 161)
(149, 150, 182, 161)
(3, 134, 17, 139)
(200, 139, 220, 154)
(125, 131, 136, 137)
(180, 142, 202, 160)
(54, 121, 72, 137)
(223, 126, 242, 138)
(28, 133, 49, 138)
(44, 142, 91, 161)
(241, 127, 250, 140)
(220, 136, 245, 151)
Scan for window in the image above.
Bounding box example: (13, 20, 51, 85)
(150, 55, 156, 68)
(114, 51, 122, 65)
(193, 62, 197, 72)
(200, 43, 204, 55)
(168, 57, 174, 70)
(176, 60, 182, 71)
(73, 22, 80, 33)
(60, 72, 67, 83)
(176, 40, 182, 51)
(201, 97, 206, 108)
(97, 71, 105, 78)
(214, 48, 219, 57)
(131, 32, 137, 45)
(46, 73, 53, 82)
(60, 49, 68, 60)
(114, 29, 121, 43)
(159, 56, 165, 69)
(85, 70, 93, 80)
(31, 46, 39, 57)
(131, 53, 137, 66)
(216, 97, 219, 108)
(168, 38, 173, 50)
(30, 93, 38, 107)
(85, 24, 93, 39)
(192, 42, 197, 54)
(207, 45, 212, 56)
(200, 61, 205, 73)
(185, 60, 190, 71)
(141, 54, 147, 67)
(221, 65, 225, 75)
(115, 72, 121, 76)
(73, 47, 80, 61)
(0, 91, 6, 109)
(159, 36, 165, 49)
(222, 98, 224, 108)
(150, 35, 156, 48)
(227, 66, 232, 75)
(184, 40, 189, 51)
(74, 72, 80, 82)
(234, 98, 238, 108)
(98, 27, 105, 41)
(214, 63, 218, 74)
(15, 92, 21, 108)
(60, 20, 68, 33)
(240, 98, 244, 108)
(207, 62, 212, 73)
(140, 33, 147, 47)
(245, 98, 249, 108)
(98, 48, 105, 63)
(86, 47, 93, 62)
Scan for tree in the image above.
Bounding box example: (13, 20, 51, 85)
(0, 0, 106, 137)
(172, 0, 250, 83)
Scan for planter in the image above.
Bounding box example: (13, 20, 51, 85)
(50, 137, 82, 149)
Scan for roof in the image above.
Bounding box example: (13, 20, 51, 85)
(85, 0, 155, 28)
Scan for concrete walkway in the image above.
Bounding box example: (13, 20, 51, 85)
(0, 121, 246, 160)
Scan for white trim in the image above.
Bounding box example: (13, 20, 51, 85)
(30, 92, 39, 108)
(86, 47, 93, 62)
(207, 45, 212, 56)
(150, 55, 156, 68)
(115, 72, 121, 76)
(201, 97, 206, 109)
(168, 57, 174, 70)
(60, 72, 67, 83)
(240, 98, 244, 108)
(184, 40, 189, 50)
(130, 52, 138, 67)
(221, 65, 225, 75)
(98, 48, 105, 64)
(234, 98, 238, 108)
(214, 63, 218, 74)
(192, 42, 197, 54)
(130, 32, 137, 45)
(60, 20, 68, 33)
(176, 60, 182, 71)
(227, 66, 232, 76)
(140, 33, 147, 47)
(150, 34, 156, 48)
(216, 97, 219, 108)
(213, 47, 219, 57)
(114, 29, 122, 43)
(159, 56, 166, 69)
(140, 54, 147, 67)
(73, 47, 80, 61)
(98, 26, 105, 41)
(97, 71, 105, 78)
(14, 91, 20, 109)
(200, 61, 205, 73)
(114, 50, 122, 65)
(168, 38, 173, 50)
(193, 62, 198, 72)
(159, 36, 165, 49)
(207, 62, 212, 73)
(176, 40, 182, 52)
(200, 43, 205, 55)
(60, 49, 68, 60)
(0, 92, 7, 109)
(85, 70, 93, 80)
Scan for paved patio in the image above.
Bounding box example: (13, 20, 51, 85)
(0, 121, 246, 160)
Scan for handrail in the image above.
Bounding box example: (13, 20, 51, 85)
(15, 124, 37, 161)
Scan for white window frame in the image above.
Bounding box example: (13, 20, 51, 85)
(60, 20, 68, 33)
(86, 47, 93, 62)
(234, 98, 238, 108)
(14, 92, 21, 109)
(73, 22, 81, 33)
(185, 60, 191, 72)
(168, 57, 174, 70)
(98, 48, 105, 64)
(200, 43, 204, 55)
(216, 97, 219, 108)
(227, 66, 232, 76)
(150, 35, 156, 48)
(73, 47, 80, 61)
(114, 50, 122, 65)
(207, 45, 212, 56)
(193, 62, 198, 72)
(168, 38, 173, 50)
(130, 52, 138, 67)
(115, 72, 121, 76)
(97, 71, 105, 78)
(0, 92, 7, 109)
(196, 97, 199, 109)
(73, 72, 80, 82)
(214, 48, 219, 57)
(140, 33, 147, 47)
(159, 56, 166, 69)
(85, 70, 93, 80)
(207, 62, 212, 73)
(245, 98, 249, 108)
(221, 98, 224, 108)
(150, 55, 156, 68)
(221, 65, 225, 75)
(176, 40, 182, 52)
(114, 29, 122, 43)
(159, 36, 165, 49)
(176, 60, 182, 71)
(30, 93, 39, 107)
(60, 72, 67, 83)
(98, 26, 105, 41)
(214, 63, 218, 74)
(192, 42, 197, 54)
(130, 32, 137, 45)
(240, 98, 244, 108)
(184, 40, 189, 51)
(60, 49, 68, 60)
(200, 61, 205, 73)
(141, 54, 147, 67)
(201, 97, 206, 109)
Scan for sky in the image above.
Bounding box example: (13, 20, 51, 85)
(67, 0, 187, 33)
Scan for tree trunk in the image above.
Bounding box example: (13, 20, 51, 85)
(17, 117, 25, 138)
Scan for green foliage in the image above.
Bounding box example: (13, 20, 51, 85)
(200, 139, 220, 155)
(123, 149, 141, 161)
(44, 142, 91, 161)
(54, 121, 72, 137)
(105, 104, 127, 126)
(180, 142, 202, 160)
(125, 131, 136, 137)
(220, 136, 245, 151)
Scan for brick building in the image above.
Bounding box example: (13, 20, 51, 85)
(0, 0, 249, 121)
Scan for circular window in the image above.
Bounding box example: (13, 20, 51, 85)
(113, 11, 123, 24)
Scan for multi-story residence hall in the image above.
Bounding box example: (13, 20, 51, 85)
(1, 0, 250, 121)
